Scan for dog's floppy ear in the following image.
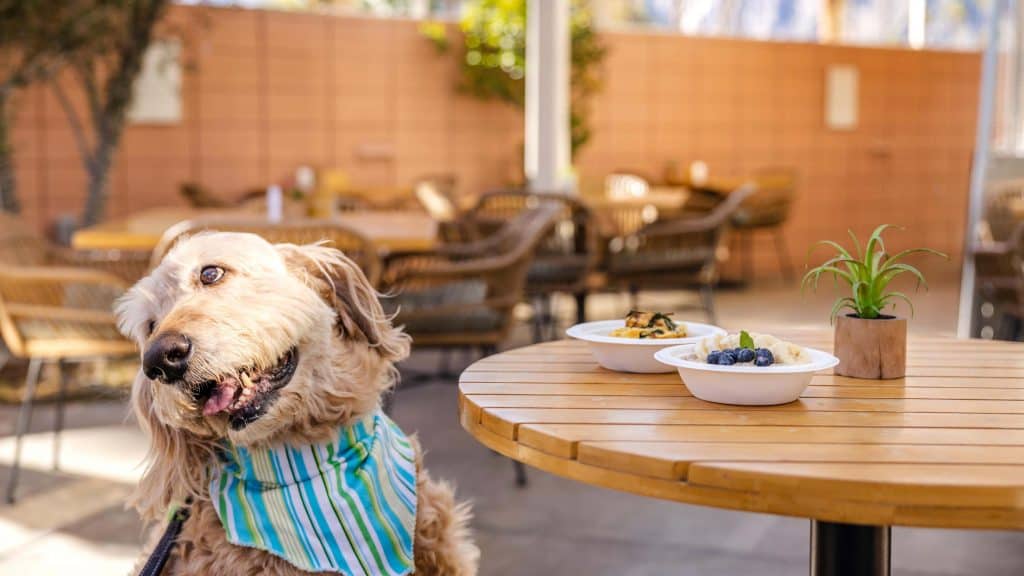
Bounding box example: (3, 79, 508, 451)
(130, 374, 215, 522)
(278, 243, 410, 362)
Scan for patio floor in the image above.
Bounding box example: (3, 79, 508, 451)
(3, 279, 1023, 575)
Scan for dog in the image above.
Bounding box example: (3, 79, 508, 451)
(116, 232, 479, 575)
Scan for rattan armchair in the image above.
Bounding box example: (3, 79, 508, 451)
(0, 265, 136, 503)
(0, 212, 149, 283)
(730, 167, 798, 282)
(462, 190, 601, 339)
(603, 185, 756, 324)
(972, 181, 1024, 339)
(151, 217, 382, 286)
(380, 201, 564, 349)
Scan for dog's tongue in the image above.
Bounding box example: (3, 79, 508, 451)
(203, 377, 239, 416)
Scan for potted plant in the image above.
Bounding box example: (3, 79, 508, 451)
(802, 225, 947, 379)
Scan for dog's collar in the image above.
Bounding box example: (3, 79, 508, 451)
(209, 411, 417, 575)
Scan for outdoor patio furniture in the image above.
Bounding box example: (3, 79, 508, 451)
(973, 181, 1024, 339)
(73, 207, 438, 259)
(602, 185, 755, 324)
(458, 328, 1024, 576)
(0, 264, 135, 503)
(0, 212, 149, 283)
(730, 167, 798, 282)
(150, 217, 383, 286)
(381, 200, 563, 350)
(381, 201, 562, 488)
(461, 190, 601, 340)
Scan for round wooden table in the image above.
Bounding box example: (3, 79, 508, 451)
(458, 330, 1024, 576)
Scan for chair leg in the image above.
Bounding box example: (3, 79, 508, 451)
(774, 228, 795, 283)
(574, 291, 587, 325)
(531, 297, 545, 344)
(438, 349, 453, 378)
(7, 357, 43, 504)
(542, 294, 556, 341)
(513, 460, 528, 488)
(53, 360, 70, 471)
(700, 284, 718, 326)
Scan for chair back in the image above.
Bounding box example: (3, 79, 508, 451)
(464, 190, 600, 292)
(150, 218, 382, 286)
(732, 167, 797, 229)
(0, 267, 127, 358)
(607, 185, 756, 283)
(0, 212, 50, 266)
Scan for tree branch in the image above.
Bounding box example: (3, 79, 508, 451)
(49, 78, 96, 172)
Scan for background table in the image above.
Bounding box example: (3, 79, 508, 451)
(459, 329, 1024, 576)
(71, 207, 438, 253)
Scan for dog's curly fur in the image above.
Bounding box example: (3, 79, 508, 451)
(117, 232, 479, 575)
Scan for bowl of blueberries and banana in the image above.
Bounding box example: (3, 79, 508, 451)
(654, 330, 839, 405)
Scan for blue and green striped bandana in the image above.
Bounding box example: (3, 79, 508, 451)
(209, 411, 417, 575)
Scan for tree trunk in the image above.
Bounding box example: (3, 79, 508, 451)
(0, 95, 20, 213)
(82, 128, 119, 226)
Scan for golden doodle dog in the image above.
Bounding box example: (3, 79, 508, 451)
(117, 232, 479, 575)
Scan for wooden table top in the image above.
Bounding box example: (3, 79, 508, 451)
(458, 329, 1024, 530)
(71, 207, 438, 253)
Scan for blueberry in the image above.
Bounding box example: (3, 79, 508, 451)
(754, 348, 774, 367)
(706, 351, 721, 364)
(717, 351, 737, 365)
(736, 348, 755, 363)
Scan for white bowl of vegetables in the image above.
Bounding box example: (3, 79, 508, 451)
(566, 311, 726, 373)
(654, 331, 840, 405)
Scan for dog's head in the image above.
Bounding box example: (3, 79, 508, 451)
(116, 232, 409, 518)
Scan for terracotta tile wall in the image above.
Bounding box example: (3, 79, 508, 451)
(10, 6, 979, 274)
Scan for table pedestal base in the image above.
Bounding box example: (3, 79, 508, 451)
(810, 520, 891, 576)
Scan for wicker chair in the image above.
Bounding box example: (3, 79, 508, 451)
(151, 217, 382, 286)
(380, 201, 563, 349)
(0, 265, 135, 503)
(603, 185, 756, 324)
(730, 167, 798, 282)
(973, 181, 1024, 339)
(462, 190, 601, 339)
(0, 212, 150, 283)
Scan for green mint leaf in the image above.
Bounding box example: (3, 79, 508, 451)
(739, 330, 754, 350)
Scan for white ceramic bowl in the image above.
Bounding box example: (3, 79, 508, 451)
(654, 344, 840, 405)
(566, 319, 726, 373)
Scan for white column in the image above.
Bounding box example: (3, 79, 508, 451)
(525, 0, 571, 193)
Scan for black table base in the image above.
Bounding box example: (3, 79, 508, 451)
(811, 520, 891, 576)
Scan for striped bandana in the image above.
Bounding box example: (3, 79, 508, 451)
(209, 411, 417, 575)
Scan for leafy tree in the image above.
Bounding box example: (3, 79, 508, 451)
(51, 0, 171, 226)
(453, 0, 605, 156)
(0, 0, 113, 213)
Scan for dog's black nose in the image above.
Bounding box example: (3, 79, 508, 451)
(143, 332, 192, 383)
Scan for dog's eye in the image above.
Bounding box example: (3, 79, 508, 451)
(199, 266, 225, 286)
(147, 320, 156, 336)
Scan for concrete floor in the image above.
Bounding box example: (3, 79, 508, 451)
(2, 280, 1023, 575)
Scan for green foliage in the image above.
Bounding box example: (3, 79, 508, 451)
(801, 225, 948, 322)
(453, 0, 605, 156)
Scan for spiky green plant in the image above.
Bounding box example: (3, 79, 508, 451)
(802, 225, 948, 322)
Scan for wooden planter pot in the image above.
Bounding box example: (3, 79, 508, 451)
(834, 315, 907, 379)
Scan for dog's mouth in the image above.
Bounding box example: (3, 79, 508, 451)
(192, 347, 299, 429)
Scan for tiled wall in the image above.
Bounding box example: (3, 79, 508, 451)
(576, 32, 980, 274)
(10, 6, 979, 273)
